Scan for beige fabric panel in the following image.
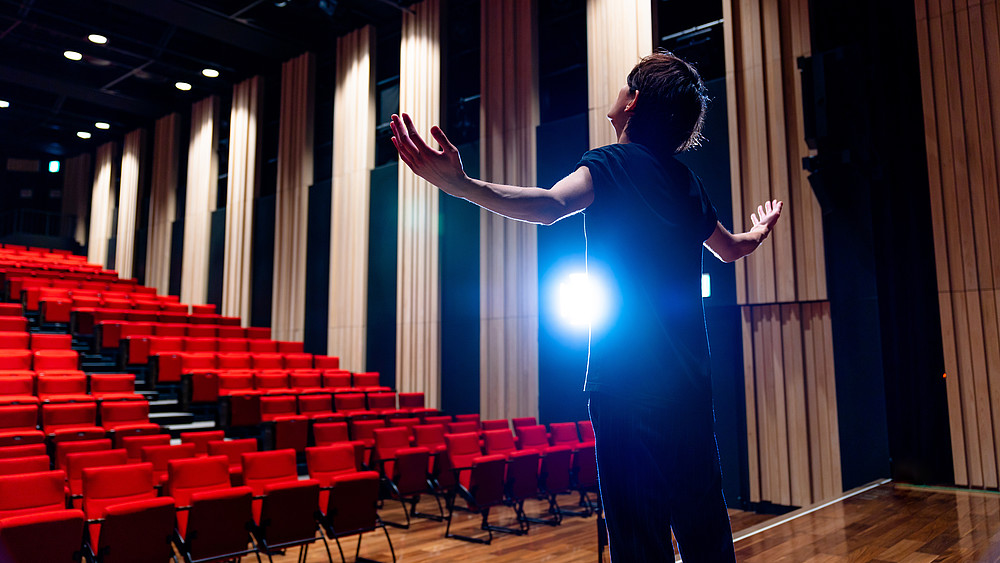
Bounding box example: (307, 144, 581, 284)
(585, 0, 652, 149)
(146, 114, 180, 295)
(329, 29, 375, 372)
(62, 154, 92, 248)
(478, 0, 540, 421)
(180, 96, 219, 306)
(115, 128, 145, 279)
(272, 54, 315, 342)
(87, 142, 117, 268)
(397, 0, 442, 407)
(222, 77, 262, 325)
(914, 0, 1000, 488)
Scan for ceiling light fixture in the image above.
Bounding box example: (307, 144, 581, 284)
(77, 131, 92, 139)
(0, 100, 9, 108)
(64, 51, 83, 61)
(95, 122, 110, 130)
(88, 34, 107, 44)
(175, 81, 192, 91)
(202, 68, 219, 78)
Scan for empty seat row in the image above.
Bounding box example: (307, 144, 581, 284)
(153, 351, 339, 385)
(20, 280, 155, 311)
(105, 321, 273, 355)
(0, 401, 159, 446)
(0, 349, 78, 371)
(0, 332, 71, 351)
(187, 369, 387, 404)
(72, 306, 240, 337)
(0, 372, 143, 405)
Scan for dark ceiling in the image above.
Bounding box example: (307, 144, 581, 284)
(0, 0, 415, 159)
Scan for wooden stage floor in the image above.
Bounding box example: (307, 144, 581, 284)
(254, 482, 1000, 562)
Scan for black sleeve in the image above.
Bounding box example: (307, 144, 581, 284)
(696, 176, 719, 242)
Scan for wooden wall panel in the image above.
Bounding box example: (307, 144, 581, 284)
(180, 96, 219, 306)
(146, 114, 180, 295)
(724, 0, 841, 505)
(87, 142, 116, 268)
(115, 128, 144, 279)
(915, 0, 1000, 488)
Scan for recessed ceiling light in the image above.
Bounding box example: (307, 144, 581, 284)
(77, 131, 92, 139)
(202, 68, 219, 78)
(64, 50, 83, 61)
(95, 122, 110, 130)
(88, 34, 107, 45)
(0, 100, 8, 108)
(175, 82, 192, 91)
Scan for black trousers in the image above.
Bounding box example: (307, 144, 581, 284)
(589, 391, 736, 563)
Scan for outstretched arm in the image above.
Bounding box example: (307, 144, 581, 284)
(704, 200, 784, 263)
(391, 113, 594, 225)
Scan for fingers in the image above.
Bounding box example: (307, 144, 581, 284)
(402, 113, 435, 153)
(431, 126, 457, 154)
(391, 114, 420, 162)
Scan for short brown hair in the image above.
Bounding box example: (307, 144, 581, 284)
(625, 51, 708, 154)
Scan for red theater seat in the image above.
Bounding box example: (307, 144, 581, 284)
(0, 470, 67, 519)
(100, 401, 160, 445)
(207, 438, 258, 486)
(0, 404, 44, 447)
(0, 375, 38, 405)
(89, 373, 144, 402)
(0, 509, 85, 563)
(32, 349, 78, 371)
(0, 331, 29, 350)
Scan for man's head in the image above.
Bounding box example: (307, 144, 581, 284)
(607, 51, 708, 154)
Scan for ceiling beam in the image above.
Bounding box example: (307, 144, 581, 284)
(0, 66, 164, 118)
(102, 0, 301, 59)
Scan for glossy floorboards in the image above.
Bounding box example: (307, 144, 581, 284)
(198, 483, 1000, 562)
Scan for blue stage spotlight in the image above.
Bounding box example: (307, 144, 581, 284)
(558, 272, 606, 329)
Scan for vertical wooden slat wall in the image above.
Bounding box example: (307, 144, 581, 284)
(329, 28, 376, 372)
(115, 128, 144, 279)
(478, 0, 540, 420)
(87, 142, 116, 267)
(397, 0, 443, 407)
(222, 77, 261, 325)
(585, 0, 652, 149)
(272, 54, 315, 342)
(62, 153, 92, 248)
(723, 0, 840, 506)
(146, 114, 180, 295)
(914, 0, 1000, 488)
(180, 96, 219, 306)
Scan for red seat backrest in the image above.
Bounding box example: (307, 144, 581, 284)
(0, 470, 67, 518)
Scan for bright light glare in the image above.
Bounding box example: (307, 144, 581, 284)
(558, 273, 605, 328)
(95, 122, 110, 130)
(201, 68, 219, 78)
(76, 131, 91, 139)
(48, 161, 60, 173)
(175, 82, 192, 91)
(64, 51, 83, 61)
(702, 273, 711, 298)
(0, 100, 8, 108)
(88, 34, 107, 44)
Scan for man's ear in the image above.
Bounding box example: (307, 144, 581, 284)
(624, 90, 639, 113)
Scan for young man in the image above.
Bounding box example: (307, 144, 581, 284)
(391, 52, 782, 562)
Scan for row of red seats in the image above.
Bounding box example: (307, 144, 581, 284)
(0, 332, 71, 351)
(187, 369, 386, 403)
(0, 445, 387, 563)
(153, 351, 338, 386)
(31, 284, 166, 313)
(0, 348, 79, 371)
(6, 272, 138, 304)
(105, 320, 273, 356)
(0, 372, 143, 405)
(0, 315, 26, 332)
(0, 401, 159, 446)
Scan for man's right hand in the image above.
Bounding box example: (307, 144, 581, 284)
(390, 112, 469, 197)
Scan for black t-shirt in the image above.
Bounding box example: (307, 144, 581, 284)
(577, 142, 718, 408)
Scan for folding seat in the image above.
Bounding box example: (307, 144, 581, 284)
(305, 443, 360, 511)
(275, 341, 304, 354)
(32, 349, 78, 371)
(334, 393, 378, 420)
(454, 413, 481, 424)
(316, 470, 395, 563)
(65, 448, 128, 506)
(247, 339, 278, 353)
(246, 326, 271, 340)
(89, 373, 144, 402)
(0, 303, 21, 315)
(101, 297, 132, 311)
(216, 326, 246, 339)
(130, 299, 160, 311)
(190, 304, 216, 315)
(82, 462, 175, 563)
(251, 352, 284, 370)
(180, 430, 225, 456)
(123, 335, 176, 368)
(353, 371, 391, 394)
(321, 369, 358, 393)
(240, 449, 297, 518)
(367, 392, 404, 418)
(259, 396, 309, 452)
(0, 349, 32, 370)
(42, 402, 105, 442)
(549, 422, 599, 515)
(166, 455, 259, 563)
(125, 310, 159, 323)
(0, 454, 49, 476)
(0, 316, 27, 332)
(216, 351, 253, 370)
(313, 355, 340, 369)
(388, 417, 421, 442)
(207, 438, 258, 486)
(515, 425, 574, 507)
(218, 385, 262, 428)
(512, 416, 538, 430)
(121, 433, 170, 464)
(483, 428, 551, 528)
(578, 420, 596, 443)
(423, 415, 453, 426)
(0, 374, 38, 405)
(54, 438, 112, 471)
(0, 509, 86, 563)
(282, 352, 313, 369)
(216, 338, 249, 352)
(373, 427, 438, 527)
(159, 301, 189, 313)
(140, 443, 197, 486)
(94, 320, 141, 352)
(29, 333, 71, 350)
(100, 401, 160, 445)
(447, 420, 481, 437)
(289, 369, 325, 393)
(40, 294, 73, 324)
(217, 370, 258, 396)
(0, 443, 46, 460)
(350, 419, 386, 467)
(482, 419, 509, 431)
(184, 325, 216, 339)
(0, 470, 67, 518)
(442, 432, 509, 543)
(183, 337, 217, 352)
(179, 351, 217, 377)
(156, 311, 189, 325)
(298, 394, 344, 425)
(36, 373, 91, 403)
(254, 370, 293, 394)
(152, 323, 187, 337)
(0, 331, 29, 350)
(398, 392, 437, 417)
(312, 421, 352, 447)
